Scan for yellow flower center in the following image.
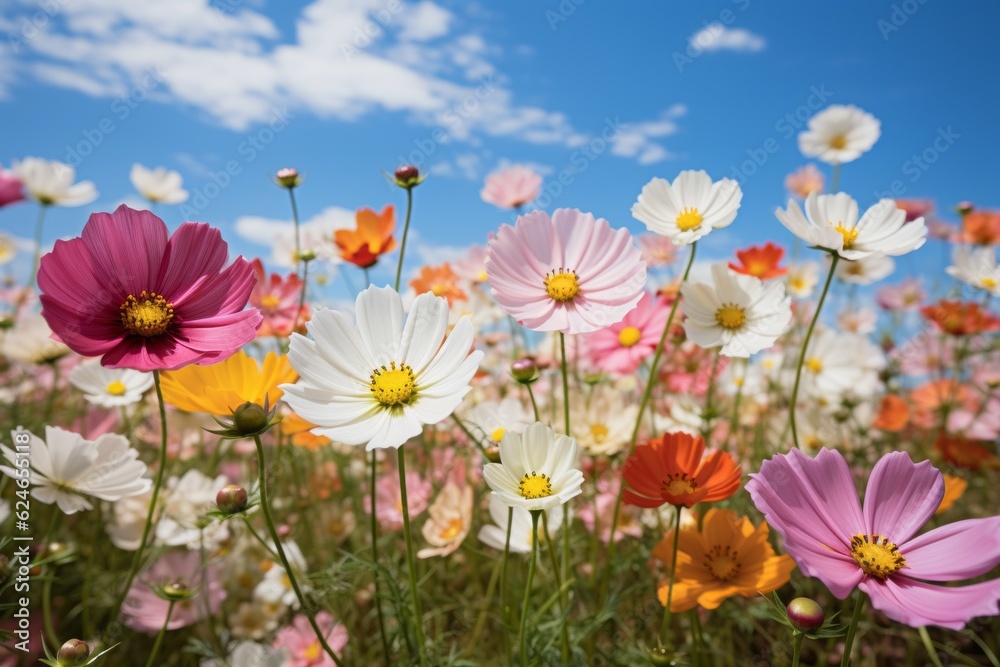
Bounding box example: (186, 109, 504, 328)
(544, 269, 580, 302)
(260, 294, 281, 312)
(714, 303, 746, 330)
(832, 222, 859, 249)
(491, 427, 507, 443)
(790, 277, 806, 291)
(431, 284, 449, 297)
(850, 533, 906, 580)
(589, 423, 609, 443)
(105, 381, 127, 396)
(477, 269, 488, 282)
(830, 134, 848, 150)
(676, 207, 703, 232)
(662, 472, 699, 497)
(704, 544, 742, 581)
(439, 517, 464, 541)
(120, 291, 174, 337)
(982, 277, 998, 289)
(370, 361, 416, 407)
(304, 641, 321, 661)
(518, 471, 553, 499)
(618, 326, 642, 347)
(805, 357, 823, 374)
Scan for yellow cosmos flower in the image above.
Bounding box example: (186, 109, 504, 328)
(653, 508, 796, 613)
(160, 351, 297, 416)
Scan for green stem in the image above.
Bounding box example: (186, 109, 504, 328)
(792, 633, 803, 667)
(253, 434, 345, 667)
(840, 592, 865, 667)
(469, 555, 502, 653)
(28, 204, 48, 290)
(790, 254, 839, 449)
(288, 187, 302, 278)
(542, 513, 570, 663)
(604, 241, 697, 594)
(700, 347, 722, 439)
(293, 258, 309, 333)
(394, 187, 414, 291)
(43, 361, 61, 423)
(40, 511, 61, 645)
(108, 369, 170, 626)
(501, 506, 514, 627)
(143, 600, 175, 667)
(525, 383, 541, 422)
(558, 332, 571, 437)
(918, 626, 945, 667)
(659, 508, 682, 646)
(520, 510, 541, 666)
(369, 451, 392, 664)
(830, 164, 842, 194)
(729, 360, 746, 449)
(397, 448, 428, 666)
(241, 516, 281, 561)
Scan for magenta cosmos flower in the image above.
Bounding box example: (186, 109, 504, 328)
(480, 164, 542, 210)
(38, 205, 261, 371)
(747, 448, 1000, 630)
(582, 291, 668, 375)
(485, 208, 646, 334)
(0, 165, 25, 208)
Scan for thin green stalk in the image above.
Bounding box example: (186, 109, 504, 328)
(369, 451, 392, 664)
(28, 203, 48, 290)
(525, 383, 541, 422)
(241, 516, 281, 561)
(700, 347, 722, 439)
(293, 258, 309, 333)
(253, 434, 345, 667)
(542, 513, 570, 663)
(469, 556, 502, 652)
(40, 511, 62, 645)
(43, 361, 61, 423)
(918, 627, 945, 667)
(604, 242, 697, 594)
(520, 510, 541, 666)
(659, 508, 682, 646)
(729, 359, 746, 450)
(397, 448, 428, 666)
(501, 506, 514, 626)
(394, 187, 414, 291)
(108, 369, 170, 625)
(792, 634, 803, 667)
(830, 164, 842, 193)
(840, 593, 865, 667)
(288, 187, 302, 278)
(789, 254, 839, 449)
(558, 332, 571, 437)
(143, 600, 175, 667)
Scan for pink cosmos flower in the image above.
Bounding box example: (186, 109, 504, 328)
(451, 245, 490, 284)
(895, 198, 935, 222)
(485, 209, 646, 334)
(38, 205, 261, 371)
(748, 448, 1000, 630)
(480, 165, 542, 210)
(578, 476, 643, 543)
(122, 550, 225, 633)
(274, 612, 348, 666)
(250, 258, 306, 337)
(876, 278, 926, 312)
(582, 291, 668, 375)
(658, 341, 729, 396)
(927, 219, 958, 241)
(637, 234, 678, 267)
(367, 469, 432, 531)
(784, 164, 825, 199)
(0, 166, 24, 208)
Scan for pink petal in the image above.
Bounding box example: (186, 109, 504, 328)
(863, 451, 943, 544)
(80, 205, 168, 298)
(155, 222, 228, 298)
(863, 575, 1000, 630)
(38, 237, 119, 314)
(173, 259, 257, 321)
(901, 516, 1000, 581)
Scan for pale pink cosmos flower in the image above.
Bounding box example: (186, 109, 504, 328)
(895, 198, 935, 222)
(637, 234, 678, 267)
(38, 205, 261, 371)
(657, 341, 729, 396)
(876, 278, 926, 312)
(582, 291, 668, 375)
(451, 245, 490, 283)
(784, 164, 825, 199)
(892, 334, 956, 377)
(480, 165, 542, 210)
(748, 448, 1000, 630)
(927, 219, 958, 241)
(122, 550, 225, 633)
(418, 482, 474, 559)
(249, 258, 306, 337)
(273, 611, 348, 666)
(368, 469, 432, 531)
(486, 209, 646, 334)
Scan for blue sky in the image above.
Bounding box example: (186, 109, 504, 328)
(1, 0, 997, 292)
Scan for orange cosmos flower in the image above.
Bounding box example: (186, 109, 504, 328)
(921, 299, 1000, 336)
(961, 210, 1000, 245)
(410, 263, 467, 305)
(334, 205, 396, 268)
(935, 434, 1000, 470)
(872, 394, 909, 432)
(728, 242, 788, 279)
(652, 508, 796, 612)
(622, 431, 741, 508)
(935, 474, 968, 514)
(280, 412, 331, 449)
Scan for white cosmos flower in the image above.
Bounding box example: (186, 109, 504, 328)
(482, 422, 584, 512)
(569, 384, 638, 456)
(798, 104, 881, 165)
(466, 396, 533, 445)
(0, 234, 16, 266)
(947, 245, 1000, 296)
(837, 308, 878, 335)
(792, 327, 885, 400)
(69, 358, 154, 407)
(785, 261, 820, 298)
(631, 170, 742, 245)
(478, 494, 565, 554)
(776, 192, 927, 261)
(1, 314, 70, 364)
(11, 157, 98, 206)
(835, 254, 895, 285)
(679, 263, 792, 358)
(0, 426, 150, 514)
(130, 163, 189, 204)
(155, 469, 229, 549)
(281, 285, 483, 450)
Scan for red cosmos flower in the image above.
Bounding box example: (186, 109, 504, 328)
(935, 434, 999, 470)
(38, 205, 261, 371)
(921, 299, 1000, 336)
(622, 431, 741, 508)
(728, 242, 787, 280)
(249, 259, 307, 337)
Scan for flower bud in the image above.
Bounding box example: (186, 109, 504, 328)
(276, 168, 302, 189)
(233, 402, 269, 434)
(160, 580, 193, 602)
(216, 484, 249, 514)
(786, 596, 824, 631)
(297, 248, 317, 263)
(955, 201, 974, 216)
(57, 639, 91, 665)
(648, 646, 681, 665)
(394, 165, 420, 187)
(510, 358, 540, 385)
(485, 446, 501, 463)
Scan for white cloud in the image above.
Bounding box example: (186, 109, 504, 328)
(610, 105, 686, 165)
(234, 205, 356, 268)
(397, 1, 452, 41)
(688, 24, 766, 53)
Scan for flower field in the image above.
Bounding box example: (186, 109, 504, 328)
(1, 104, 999, 667)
